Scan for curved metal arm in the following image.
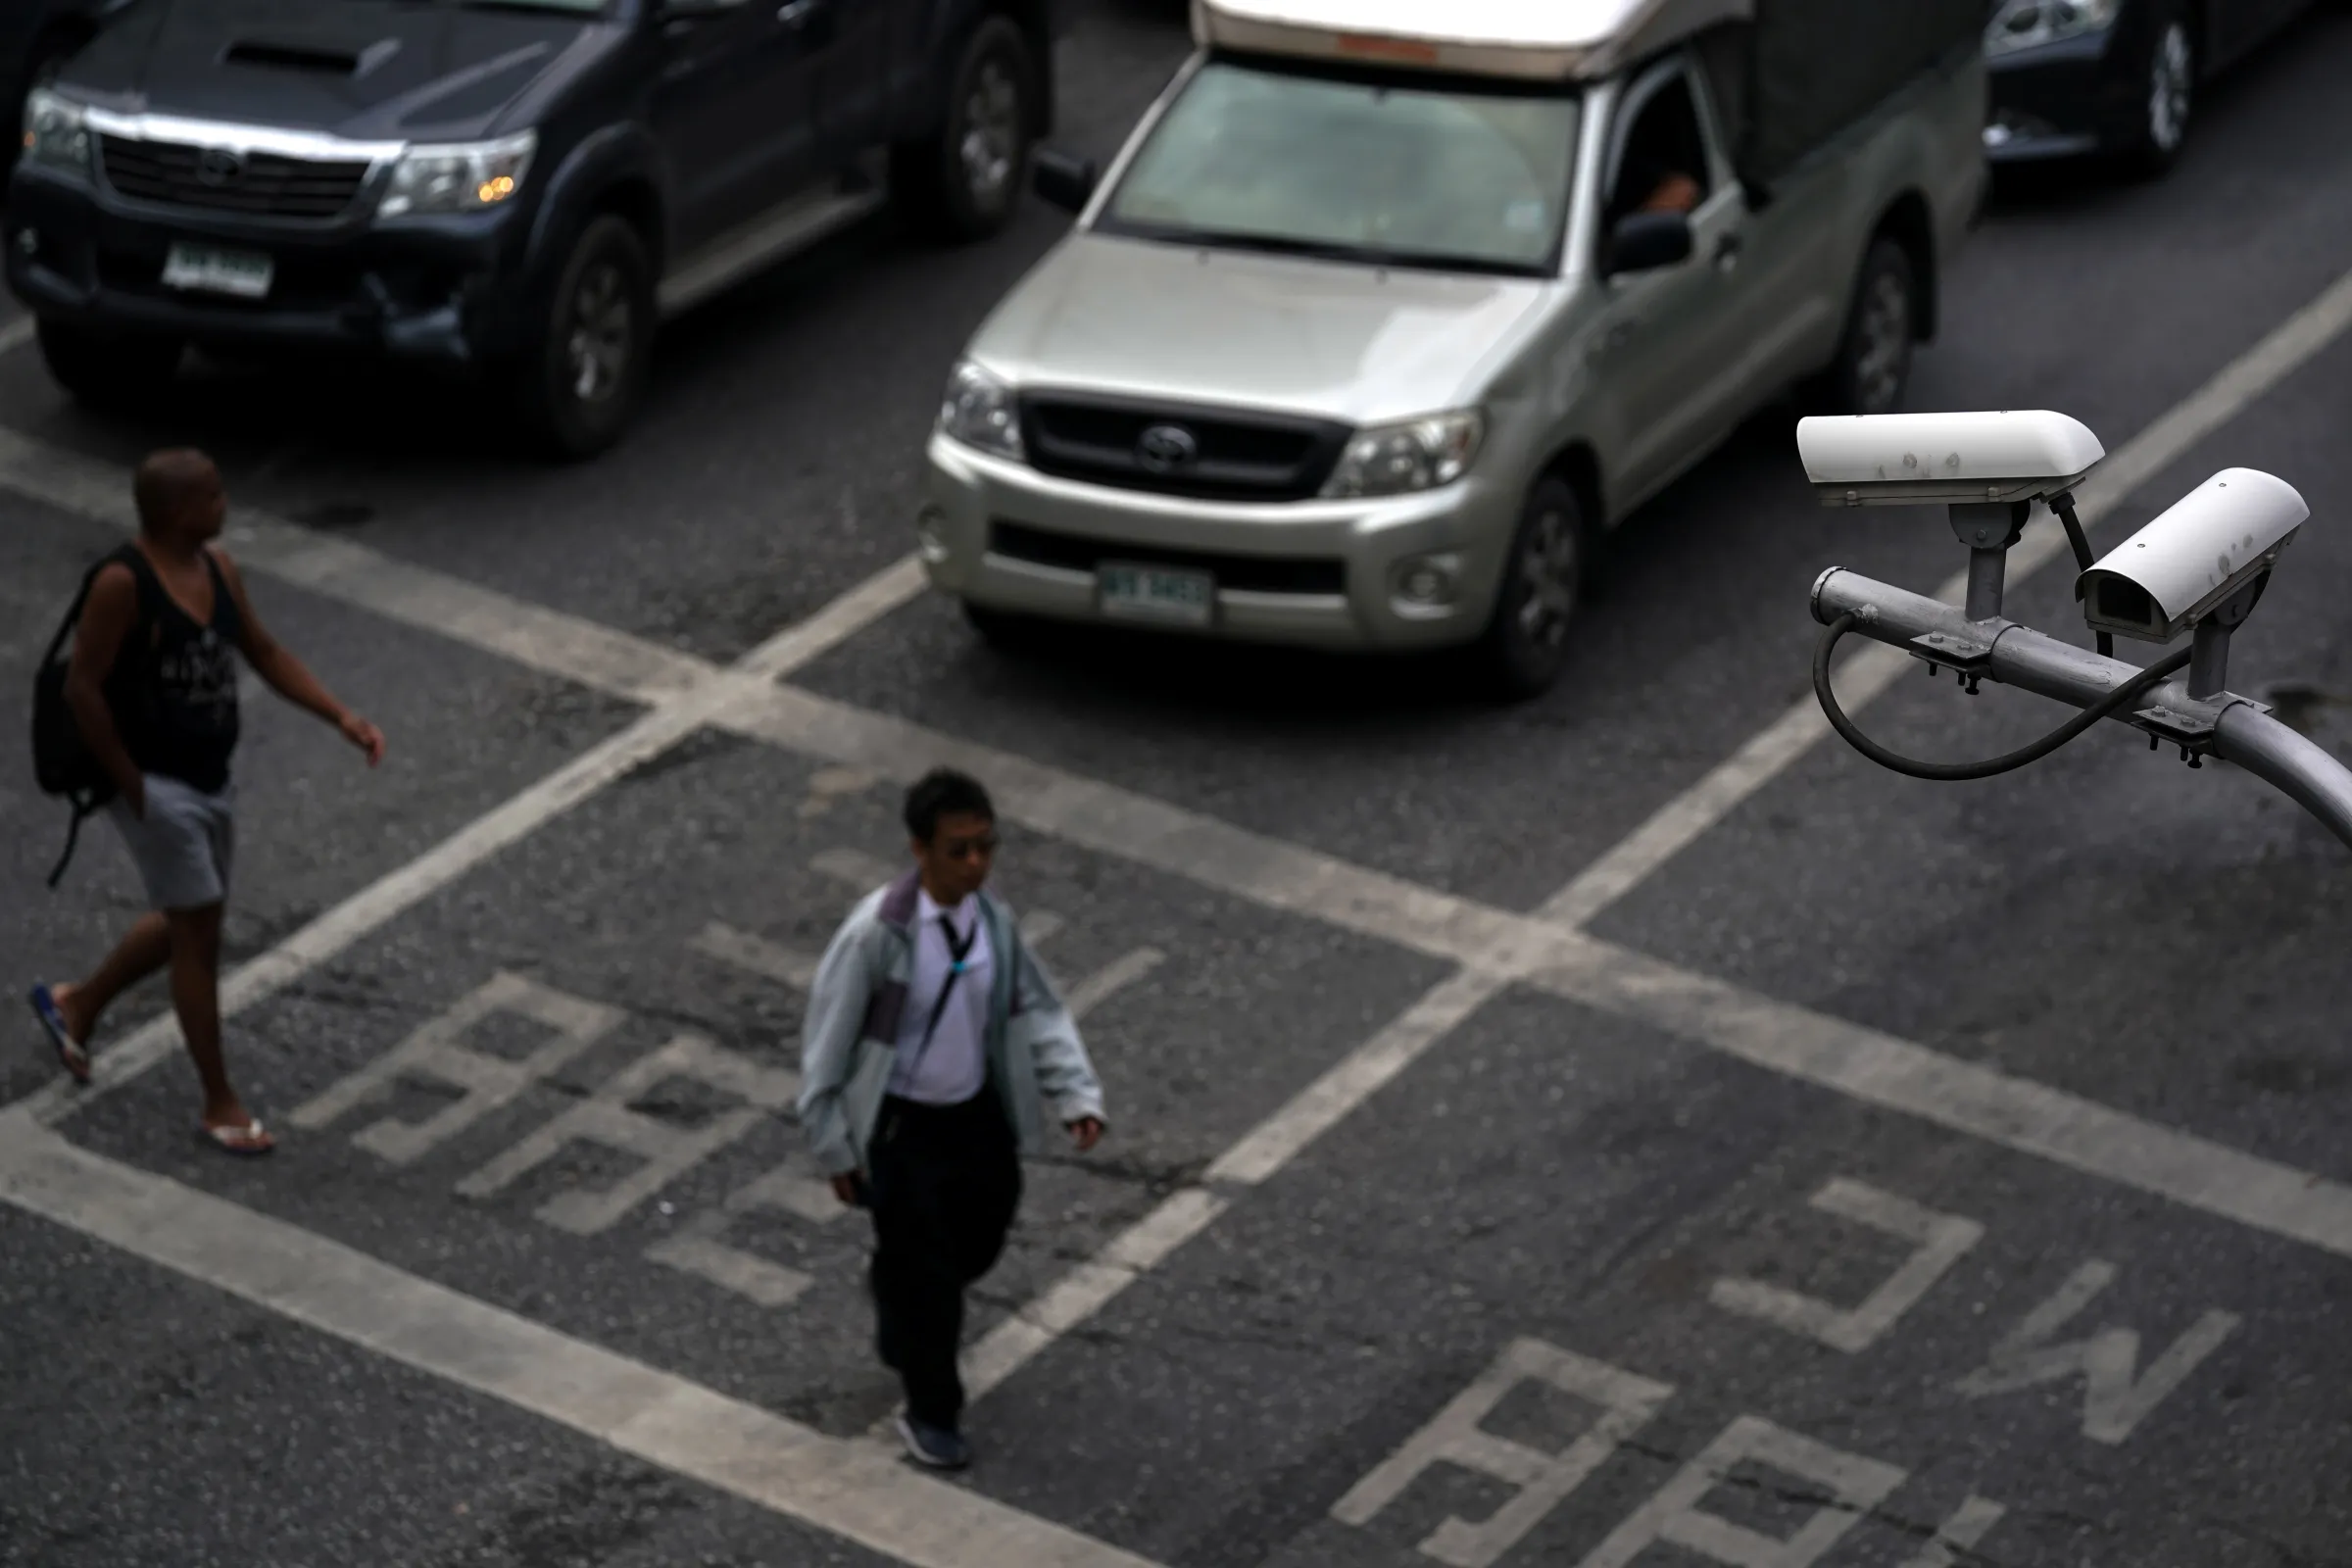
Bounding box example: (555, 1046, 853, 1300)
(2215, 706, 2352, 853)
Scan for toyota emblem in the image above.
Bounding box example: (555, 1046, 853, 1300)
(1136, 423, 1198, 473)
(196, 149, 245, 188)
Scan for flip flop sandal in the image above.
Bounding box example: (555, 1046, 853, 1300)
(197, 1119, 274, 1156)
(27, 986, 89, 1084)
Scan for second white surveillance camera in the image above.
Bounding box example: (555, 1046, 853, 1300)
(1796, 411, 2105, 507)
(2078, 468, 2307, 644)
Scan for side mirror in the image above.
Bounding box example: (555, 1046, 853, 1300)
(1032, 148, 1099, 216)
(1602, 211, 1693, 277)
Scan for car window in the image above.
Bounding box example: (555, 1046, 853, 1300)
(1605, 70, 1711, 227)
(1099, 60, 1581, 277)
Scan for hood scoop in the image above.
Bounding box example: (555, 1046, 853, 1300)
(221, 36, 402, 77)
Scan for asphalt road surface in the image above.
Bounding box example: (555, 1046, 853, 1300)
(6, 5, 2352, 1566)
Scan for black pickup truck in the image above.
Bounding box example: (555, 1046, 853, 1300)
(8, 0, 1060, 455)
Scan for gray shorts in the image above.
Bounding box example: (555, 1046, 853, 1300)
(110, 773, 236, 911)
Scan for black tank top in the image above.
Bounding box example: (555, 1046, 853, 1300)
(107, 545, 242, 793)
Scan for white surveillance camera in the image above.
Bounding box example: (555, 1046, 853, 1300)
(1796, 411, 2105, 507)
(2078, 467, 2307, 644)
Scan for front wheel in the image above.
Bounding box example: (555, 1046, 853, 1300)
(2121, 13, 2194, 177)
(514, 215, 655, 461)
(37, 319, 183, 412)
(894, 17, 1037, 243)
(1817, 238, 1916, 417)
(1476, 475, 1589, 700)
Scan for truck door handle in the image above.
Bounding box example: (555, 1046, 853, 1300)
(1597, 319, 1640, 354)
(1714, 233, 1743, 271)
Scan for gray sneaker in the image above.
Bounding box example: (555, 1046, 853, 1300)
(895, 1411, 971, 1471)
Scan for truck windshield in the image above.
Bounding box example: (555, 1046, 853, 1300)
(1098, 59, 1580, 278)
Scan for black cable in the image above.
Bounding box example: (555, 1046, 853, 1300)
(2048, 492, 2114, 659)
(1813, 612, 2191, 781)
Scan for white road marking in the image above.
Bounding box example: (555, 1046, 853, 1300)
(289, 970, 623, 1163)
(811, 846, 900, 891)
(644, 1222, 816, 1309)
(0, 1114, 1164, 1568)
(1577, 1413, 1905, 1568)
(1898, 1494, 2008, 1568)
(0, 317, 34, 359)
(1707, 1177, 1985, 1354)
(1543, 259, 2352, 931)
(962, 1186, 1230, 1402)
(693, 921, 819, 992)
(1061, 946, 1162, 1019)
(1953, 1259, 2241, 1446)
(456, 1033, 799, 1235)
(1329, 1338, 1673, 1568)
(968, 971, 1500, 1396)
(1548, 937, 2352, 1259)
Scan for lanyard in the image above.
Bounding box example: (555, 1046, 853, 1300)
(901, 911, 979, 1083)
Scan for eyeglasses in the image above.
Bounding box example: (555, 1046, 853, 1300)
(938, 833, 999, 861)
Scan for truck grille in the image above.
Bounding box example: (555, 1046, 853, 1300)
(99, 136, 370, 220)
(1020, 394, 1350, 503)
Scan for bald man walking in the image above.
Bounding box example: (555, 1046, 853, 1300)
(28, 450, 384, 1152)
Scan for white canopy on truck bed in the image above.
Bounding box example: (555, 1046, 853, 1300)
(1193, 0, 1985, 189)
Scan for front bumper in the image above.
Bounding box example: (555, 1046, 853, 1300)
(3, 167, 533, 364)
(920, 431, 1521, 653)
(1984, 27, 2141, 161)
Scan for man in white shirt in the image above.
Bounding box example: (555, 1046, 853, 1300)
(798, 768, 1107, 1470)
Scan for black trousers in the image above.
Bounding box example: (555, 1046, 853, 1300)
(866, 1091, 1021, 1429)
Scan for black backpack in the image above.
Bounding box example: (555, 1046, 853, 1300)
(31, 546, 144, 888)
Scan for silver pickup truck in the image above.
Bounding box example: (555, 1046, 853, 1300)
(920, 0, 1989, 694)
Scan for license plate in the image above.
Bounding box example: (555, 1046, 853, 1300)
(161, 242, 273, 300)
(1098, 563, 1214, 626)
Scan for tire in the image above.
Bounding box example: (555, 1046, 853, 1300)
(894, 16, 1036, 243)
(1817, 237, 1916, 418)
(2120, 10, 2194, 178)
(37, 319, 183, 412)
(514, 215, 655, 461)
(1476, 475, 1589, 700)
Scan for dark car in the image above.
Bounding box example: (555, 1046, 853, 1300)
(7, 0, 1060, 456)
(1984, 0, 2313, 174)
(2, 0, 136, 176)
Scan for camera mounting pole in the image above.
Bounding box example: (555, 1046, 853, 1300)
(2185, 578, 2264, 701)
(1812, 566, 2352, 852)
(1949, 499, 2031, 621)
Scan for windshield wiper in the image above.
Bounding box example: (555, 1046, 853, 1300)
(1114, 223, 1546, 279)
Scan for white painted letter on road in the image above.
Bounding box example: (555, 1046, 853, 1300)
(1577, 1414, 1905, 1568)
(1331, 1338, 1672, 1568)
(290, 971, 623, 1165)
(1954, 1259, 2240, 1445)
(1710, 1178, 1984, 1353)
(458, 1033, 799, 1235)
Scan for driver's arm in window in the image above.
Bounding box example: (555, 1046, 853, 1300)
(1611, 75, 1709, 221)
(1640, 170, 1703, 215)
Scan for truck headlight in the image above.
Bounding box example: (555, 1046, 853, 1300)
(21, 88, 93, 179)
(376, 131, 535, 219)
(938, 361, 1025, 460)
(1985, 0, 2121, 57)
(1323, 411, 1485, 499)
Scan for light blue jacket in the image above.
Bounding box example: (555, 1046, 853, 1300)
(797, 869, 1107, 1177)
